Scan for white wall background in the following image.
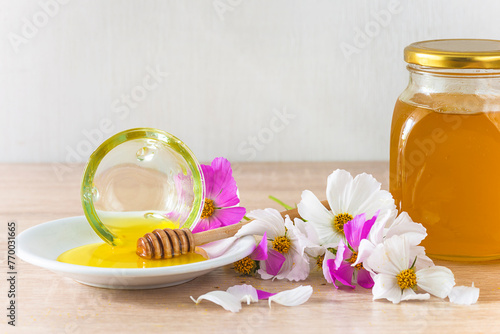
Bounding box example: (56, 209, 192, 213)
(1, 0, 499, 163)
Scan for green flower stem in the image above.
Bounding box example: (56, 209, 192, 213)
(268, 195, 294, 210)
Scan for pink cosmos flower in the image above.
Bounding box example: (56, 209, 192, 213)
(326, 212, 378, 289)
(192, 157, 246, 233)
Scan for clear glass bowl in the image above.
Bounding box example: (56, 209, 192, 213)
(81, 128, 205, 246)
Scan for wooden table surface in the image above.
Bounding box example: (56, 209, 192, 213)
(1, 162, 499, 334)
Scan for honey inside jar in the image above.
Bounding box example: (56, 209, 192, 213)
(390, 93, 500, 260)
(390, 39, 500, 260)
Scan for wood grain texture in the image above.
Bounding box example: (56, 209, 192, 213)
(1, 162, 499, 334)
(3, 1, 500, 163)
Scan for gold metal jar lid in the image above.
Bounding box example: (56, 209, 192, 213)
(404, 39, 500, 69)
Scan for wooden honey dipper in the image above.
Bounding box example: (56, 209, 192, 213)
(137, 199, 331, 259)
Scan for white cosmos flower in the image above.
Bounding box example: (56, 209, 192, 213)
(297, 169, 396, 247)
(365, 235, 455, 304)
(291, 215, 325, 258)
(368, 210, 427, 246)
(235, 208, 311, 281)
(356, 211, 433, 273)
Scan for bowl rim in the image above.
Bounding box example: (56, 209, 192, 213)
(17, 216, 254, 278)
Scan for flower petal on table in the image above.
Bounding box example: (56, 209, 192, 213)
(256, 289, 277, 300)
(190, 291, 242, 313)
(448, 283, 480, 305)
(268, 285, 313, 308)
(226, 284, 259, 305)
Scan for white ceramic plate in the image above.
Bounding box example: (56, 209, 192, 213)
(17, 216, 254, 289)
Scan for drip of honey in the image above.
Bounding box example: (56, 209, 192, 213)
(390, 94, 500, 260)
(57, 216, 206, 268)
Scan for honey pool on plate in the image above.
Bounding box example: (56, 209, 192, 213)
(57, 218, 206, 268)
(390, 95, 500, 260)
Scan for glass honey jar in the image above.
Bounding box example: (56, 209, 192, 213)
(390, 39, 500, 260)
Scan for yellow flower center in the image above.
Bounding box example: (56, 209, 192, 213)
(348, 251, 363, 270)
(316, 254, 325, 269)
(272, 236, 291, 254)
(396, 268, 417, 289)
(333, 213, 354, 234)
(233, 256, 256, 275)
(201, 199, 216, 219)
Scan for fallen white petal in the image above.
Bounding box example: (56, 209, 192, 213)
(449, 283, 480, 305)
(226, 284, 259, 305)
(268, 285, 313, 308)
(190, 291, 242, 313)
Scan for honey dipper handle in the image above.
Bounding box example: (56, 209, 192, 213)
(192, 199, 331, 246)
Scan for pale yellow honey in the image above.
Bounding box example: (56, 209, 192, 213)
(57, 218, 206, 268)
(390, 95, 500, 260)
